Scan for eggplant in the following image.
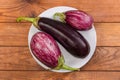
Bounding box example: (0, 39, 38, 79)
(30, 32, 79, 70)
(17, 17, 90, 58)
(53, 10, 93, 30)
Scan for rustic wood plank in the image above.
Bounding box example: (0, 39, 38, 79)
(0, 71, 119, 80)
(0, 23, 120, 46)
(0, 0, 45, 22)
(0, 23, 30, 46)
(82, 47, 120, 70)
(0, 0, 120, 22)
(95, 23, 120, 46)
(0, 47, 120, 70)
(0, 47, 43, 70)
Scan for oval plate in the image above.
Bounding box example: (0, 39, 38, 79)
(28, 6, 97, 72)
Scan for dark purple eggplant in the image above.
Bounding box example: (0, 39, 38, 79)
(17, 17, 90, 58)
(30, 32, 79, 70)
(53, 10, 93, 30)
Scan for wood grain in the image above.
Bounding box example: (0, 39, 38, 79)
(0, 71, 119, 80)
(95, 23, 120, 46)
(0, 47, 43, 70)
(0, 0, 120, 22)
(0, 47, 119, 70)
(82, 47, 120, 70)
(0, 23, 30, 46)
(0, 23, 120, 46)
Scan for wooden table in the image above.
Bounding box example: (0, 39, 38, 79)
(0, 0, 120, 80)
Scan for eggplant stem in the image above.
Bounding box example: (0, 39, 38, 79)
(54, 56, 80, 71)
(16, 17, 39, 29)
(61, 64, 80, 71)
(54, 55, 64, 70)
(53, 12, 66, 23)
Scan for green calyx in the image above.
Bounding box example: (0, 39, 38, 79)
(54, 56, 80, 71)
(53, 12, 66, 23)
(54, 55, 65, 70)
(16, 17, 39, 29)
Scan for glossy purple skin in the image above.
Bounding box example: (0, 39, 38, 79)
(30, 32, 61, 68)
(65, 10, 93, 30)
(38, 17, 90, 58)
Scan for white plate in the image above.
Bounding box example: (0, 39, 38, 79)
(28, 6, 97, 72)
